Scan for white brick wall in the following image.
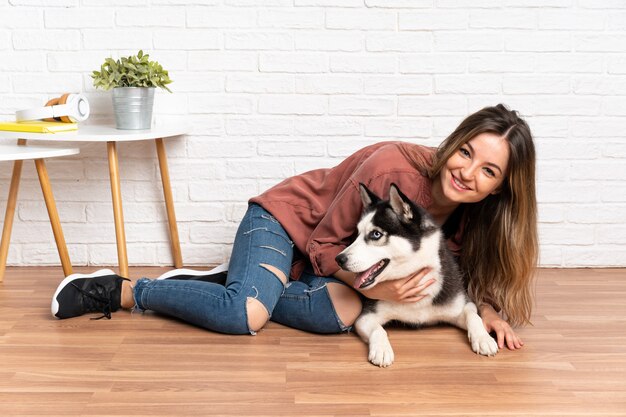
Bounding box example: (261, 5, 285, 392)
(0, 1, 625, 268)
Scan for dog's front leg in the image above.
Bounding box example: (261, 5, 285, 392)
(355, 314, 394, 367)
(458, 302, 499, 356)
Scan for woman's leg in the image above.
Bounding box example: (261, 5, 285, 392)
(132, 204, 294, 334)
(271, 270, 362, 334)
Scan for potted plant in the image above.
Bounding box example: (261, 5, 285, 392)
(91, 50, 172, 130)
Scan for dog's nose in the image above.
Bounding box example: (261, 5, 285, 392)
(335, 253, 347, 267)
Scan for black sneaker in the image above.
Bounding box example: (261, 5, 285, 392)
(156, 264, 228, 286)
(51, 269, 130, 320)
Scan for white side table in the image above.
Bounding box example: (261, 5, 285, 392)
(0, 142, 80, 281)
(1, 125, 189, 278)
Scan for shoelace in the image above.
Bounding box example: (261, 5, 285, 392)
(70, 281, 114, 320)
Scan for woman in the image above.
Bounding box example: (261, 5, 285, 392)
(51, 104, 537, 351)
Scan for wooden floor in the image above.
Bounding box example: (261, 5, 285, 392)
(0, 267, 625, 417)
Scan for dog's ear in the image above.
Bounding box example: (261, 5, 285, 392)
(389, 183, 414, 222)
(359, 183, 380, 209)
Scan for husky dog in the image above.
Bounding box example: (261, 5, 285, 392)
(335, 183, 498, 367)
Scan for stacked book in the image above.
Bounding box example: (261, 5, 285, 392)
(0, 121, 78, 134)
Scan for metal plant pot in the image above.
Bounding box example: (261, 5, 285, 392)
(112, 87, 155, 130)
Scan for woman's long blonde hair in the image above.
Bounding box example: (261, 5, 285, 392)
(400, 104, 538, 326)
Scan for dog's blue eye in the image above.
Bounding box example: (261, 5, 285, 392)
(369, 230, 383, 240)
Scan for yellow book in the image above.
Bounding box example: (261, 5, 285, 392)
(0, 121, 78, 133)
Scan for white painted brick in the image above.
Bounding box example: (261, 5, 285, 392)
(531, 96, 602, 116)
(82, 0, 146, 5)
(607, 12, 626, 30)
(295, 32, 363, 52)
(154, 30, 220, 50)
(226, 32, 293, 51)
(596, 229, 626, 245)
(189, 223, 238, 244)
(294, 117, 362, 136)
(505, 32, 571, 52)
(327, 139, 377, 158)
(538, 246, 562, 267)
(539, 224, 595, 245)
(259, 9, 325, 29)
(603, 142, 626, 158)
(400, 54, 466, 74)
(364, 76, 431, 95)
(437, 0, 502, 7)
(228, 74, 294, 94)
(436, 75, 500, 94)
(258, 139, 326, 156)
(570, 161, 626, 181)
(12, 73, 82, 93)
(188, 94, 254, 115)
(366, 0, 431, 7)
(0, 8, 42, 28)
(189, 52, 257, 72)
(115, 8, 185, 27)
(537, 53, 603, 73)
(469, 53, 534, 73)
(564, 246, 626, 267)
(296, 0, 361, 5)
(164, 243, 226, 266)
(536, 161, 570, 181)
(86, 202, 158, 223)
(260, 53, 328, 73)
(364, 118, 431, 138)
(331, 55, 396, 74)
(186, 9, 256, 28)
(366, 33, 432, 53)
(579, 0, 626, 7)
(435, 32, 503, 52)
(575, 34, 626, 52)
(603, 97, 626, 116)
(10, 0, 77, 6)
(398, 96, 467, 117)
(326, 10, 396, 30)
(45, 8, 113, 28)
(18, 202, 86, 222)
(0, 52, 44, 71)
(567, 205, 626, 224)
(537, 182, 600, 203)
(187, 137, 257, 158)
(503, 75, 570, 94)
(401, 11, 467, 31)
(226, 118, 294, 136)
(82, 30, 152, 50)
(189, 180, 258, 202)
(504, 0, 571, 6)
(537, 203, 565, 223)
(0, 75, 9, 92)
(574, 76, 626, 96)
(227, 0, 290, 5)
(296, 75, 361, 94)
(226, 160, 294, 179)
(0, 31, 9, 50)
(470, 9, 536, 29)
(571, 118, 626, 138)
(608, 56, 626, 74)
(173, 73, 224, 93)
(259, 94, 327, 115)
(21, 244, 86, 266)
(329, 96, 395, 116)
(538, 10, 605, 30)
(12, 30, 81, 51)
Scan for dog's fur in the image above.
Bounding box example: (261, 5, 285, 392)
(335, 183, 498, 367)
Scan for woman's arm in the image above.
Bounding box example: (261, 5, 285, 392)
(479, 303, 524, 350)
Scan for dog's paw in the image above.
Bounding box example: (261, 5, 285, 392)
(469, 332, 499, 356)
(368, 341, 395, 367)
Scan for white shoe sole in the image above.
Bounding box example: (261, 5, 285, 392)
(51, 269, 116, 319)
(156, 262, 229, 280)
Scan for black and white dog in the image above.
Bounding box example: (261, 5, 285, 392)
(335, 183, 498, 367)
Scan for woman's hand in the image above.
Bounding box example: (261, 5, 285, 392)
(479, 303, 524, 350)
(358, 267, 435, 303)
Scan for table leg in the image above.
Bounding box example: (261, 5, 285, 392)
(107, 141, 129, 278)
(0, 159, 23, 282)
(34, 159, 73, 277)
(155, 138, 183, 268)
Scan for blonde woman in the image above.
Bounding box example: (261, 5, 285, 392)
(52, 104, 537, 351)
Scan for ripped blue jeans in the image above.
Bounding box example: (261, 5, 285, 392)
(133, 204, 353, 335)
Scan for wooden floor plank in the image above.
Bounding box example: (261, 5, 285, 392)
(0, 266, 625, 416)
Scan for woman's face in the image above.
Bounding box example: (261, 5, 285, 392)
(439, 132, 510, 205)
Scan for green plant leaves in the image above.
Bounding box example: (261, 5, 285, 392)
(91, 50, 173, 92)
